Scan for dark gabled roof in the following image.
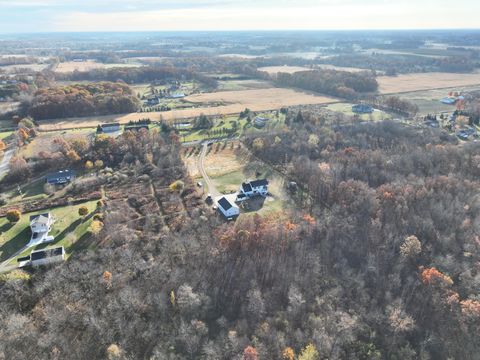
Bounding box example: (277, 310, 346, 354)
(31, 247, 64, 261)
(218, 197, 233, 211)
(241, 182, 253, 193)
(29, 213, 50, 222)
(46, 170, 75, 181)
(250, 179, 269, 188)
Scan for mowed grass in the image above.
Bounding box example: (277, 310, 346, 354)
(0, 131, 13, 140)
(325, 103, 392, 121)
(0, 201, 98, 264)
(6, 178, 49, 204)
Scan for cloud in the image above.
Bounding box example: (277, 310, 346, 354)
(1, 0, 479, 33)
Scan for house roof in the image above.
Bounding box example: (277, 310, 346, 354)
(30, 213, 51, 223)
(242, 182, 253, 193)
(31, 247, 64, 261)
(46, 170, 75, 181)
(218, 197, 233, 211)
(250, 179, 269, 188)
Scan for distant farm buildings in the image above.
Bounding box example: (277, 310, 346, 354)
(254, 117, 269, 128)
(97, 122, 121, 134)
(352, 104, 374, 114)
(46, 170, 75, 185)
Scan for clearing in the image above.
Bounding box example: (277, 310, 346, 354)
(54, 60, 141, 73)
(37, 88, 337, 131)
(377, 72, 480, 94)
(325, 103, 392, 121)
(0, 201, 98, 265)
(258, 66, 314, 74)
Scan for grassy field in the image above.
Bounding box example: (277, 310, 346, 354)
(5, 178, 49, 204)
(325, 103, 393, 121)
(377, 72, 480, 94)
(0, 200, 98, 264)
(37, 87, 330, 131)
(398, 86, 480, 115)
(217, 79, 272, 91)
(20, 130, 92, 159)
(258, 66, 313, 74)
(54, 60, 141, 73)
(0, 131, 13, 140)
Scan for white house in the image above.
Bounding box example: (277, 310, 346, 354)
(30, 247, 65, 267)
(237, 179, 269, 202)
(217, 196, 240, 220)
(29, 213, 55, 246)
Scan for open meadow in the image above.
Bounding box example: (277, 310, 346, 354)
(37, 87, 337, 130)
(377, 72, 480, 94)
(54, 60, 141, 73)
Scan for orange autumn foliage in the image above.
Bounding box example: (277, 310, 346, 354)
(460, 299, 480, 319)
(421, 267, 453, 286)
(282, 347, 295, 360)
(284, 221, 297, 232)
(243, 346, 258, 360)
(303, 214, 315, 225)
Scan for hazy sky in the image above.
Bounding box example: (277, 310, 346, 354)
(0, 0, 479, 33)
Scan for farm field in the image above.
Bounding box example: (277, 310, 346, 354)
(54, 60, 141, 73)
(20, 130, 92, 159)
(37, 88, 337, 131)
(0, 63, 49, 73)
(0, 201, 98, 264)
(377, 72, 480, 94)
(325, 103, 393, 121)
(258, 65, 313, 74)
(398, 87, 480, 115)
(217, 79, 272, 91)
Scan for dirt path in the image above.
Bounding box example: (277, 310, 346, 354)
(197, 143, 220, 197)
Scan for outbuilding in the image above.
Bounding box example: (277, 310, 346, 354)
(217, 196, 240, 220)
(46, 170, 75, 185)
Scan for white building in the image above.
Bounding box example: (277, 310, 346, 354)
(29, 213, 55, 246)
(236, 179, 269, 202)
(30, 247, 65, 267)
(217, 196, 240, 220)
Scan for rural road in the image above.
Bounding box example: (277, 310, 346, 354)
(197, 142, 220, 198)
(0, 147, 14, 178)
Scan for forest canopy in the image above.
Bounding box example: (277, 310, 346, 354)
(26, 82, 140, 120)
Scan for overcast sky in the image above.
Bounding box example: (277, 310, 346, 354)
(0, 0, 479, 33)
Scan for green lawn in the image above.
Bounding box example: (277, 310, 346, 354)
(211, 170, 246, 194)
(325, 103, 392, 121)
(0, 201, 98, 264)
(0, 131, 13, 140)
(178, 113, 286, 143)
(6, 178, 49, 204)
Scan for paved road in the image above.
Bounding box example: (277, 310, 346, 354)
(197, 142, 220, 198)
(0, 147, 14, 178)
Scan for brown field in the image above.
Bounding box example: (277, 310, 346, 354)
(37, 88, 337, 131)
(258, 66, 313, 74)
(184, 140, 247, 179)
(54, 61, 140, 73)
(377, 72, 480, 94)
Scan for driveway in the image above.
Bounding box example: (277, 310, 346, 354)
(197, 142, 220, 198)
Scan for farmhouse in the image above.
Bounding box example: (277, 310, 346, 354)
(29, 213, 55, 246)
(125, 123, 149, 132)
(46, 170, 75, 185)
(97, 122, 121, 134)
(217, 196, 240, 220)
(236, 179, 269, 201)
(352, 104, 374, 114)
(254, 117, 269, 128)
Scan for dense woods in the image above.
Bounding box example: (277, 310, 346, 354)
(271, 70, 378, 99)
(54, 66, 218, 89)
(26, 82, 140, 120)
(1, 118, 479, 359)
